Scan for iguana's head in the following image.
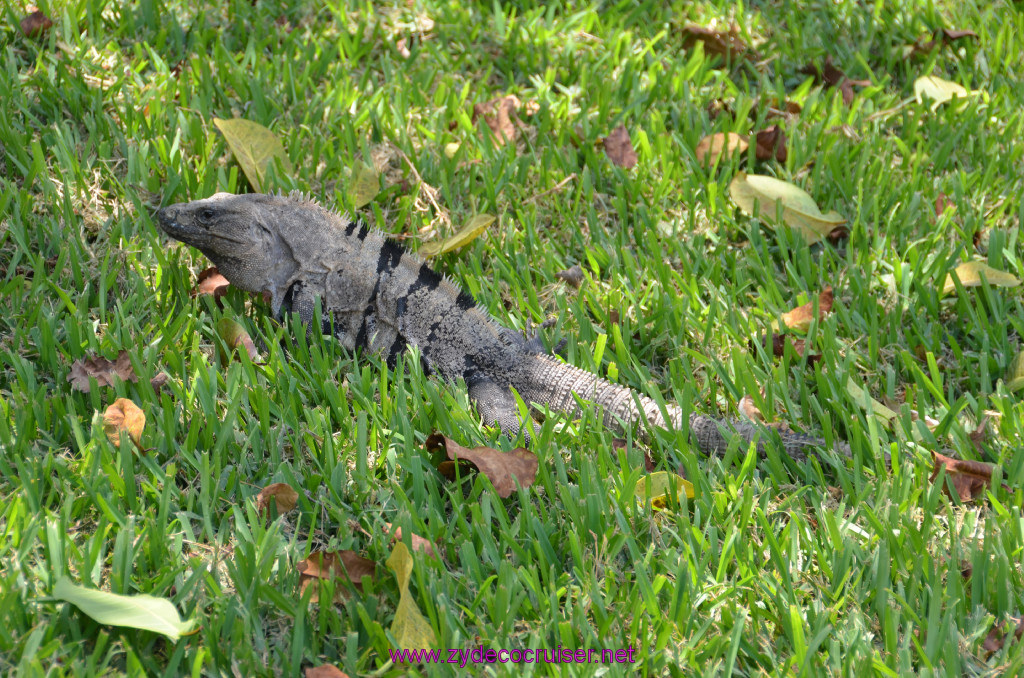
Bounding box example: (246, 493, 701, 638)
(158, 192, 298, 302)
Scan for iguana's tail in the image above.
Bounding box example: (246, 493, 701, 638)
(525, 355, 850, 462)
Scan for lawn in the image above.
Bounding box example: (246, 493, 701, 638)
(2, 0, 1023, 675)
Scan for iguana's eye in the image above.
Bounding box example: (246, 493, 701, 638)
(199, 208, 215, 222)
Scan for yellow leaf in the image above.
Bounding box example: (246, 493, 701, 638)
(419, 213, 496, 258)
(213, 118, 294, 192)
(846, 379, 898, 427)
(913, 76, 982, 110)
(729, 172, 846, 244)
(1006, 350, 1024, 393)
(443, 142, 461, 159)
(216, 318, 260, 367)
(942, 260, 1020, 295)
(102, 398, 145, 447)
(695, 132, 748, 166)
(386, 542, 436, 651)
(634, 471, 694, 511)
(347, 162, 379, 208)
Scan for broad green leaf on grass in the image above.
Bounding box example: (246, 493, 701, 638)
(846, 379, 898, 426)
(941, 260, 1020, 295)
(1006, 351, 1024, 393)
(729, 172, 846, 244)
(216, 318, 260, 367)
(102, 398, 144, 448)
(213, 118, 294, 192)
(386, 542, 436, 650)
(635, 471, 694, 511)
(419, 214, 496, 258)
(914, 76, 982, 110)
(347, 162, 380, 208)
(52, 578, 198, 641)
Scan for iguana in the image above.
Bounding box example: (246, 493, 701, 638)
(158, 191, 850, 462)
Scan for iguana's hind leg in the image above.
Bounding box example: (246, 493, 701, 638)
(467, 376, 536, 442)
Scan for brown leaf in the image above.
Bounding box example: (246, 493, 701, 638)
(825, 224, 850, 244)
(929, 452, 995, 502)
(753, 126, 787, 163)
(602, 125, 638, 169)
(20, 10, 53, 38)
(472, 96, 520, 147)
(905, 28, 979, 58)
(149, 372, 170, 393)
(800, 57, 869, 106)
(305, 666, 350, 678)
(738, 395, 766, 423)
(386, 522, 437, 557)
(762, 333, 821, 366)
(425, 434, 538, 498)
(680, 24, 753, 62)
(983, 616, 1024, 654)
(191, 266, 231, 300)
(695, 132, 748, 166)
(781, 287, 834, 332)
(102, 398, 145, 448)
(297, 550, 376, 602)
(68, 351, 138, 392)
(934, 192, 955, 218)
(556, 265, 584, 288)
(256, 483, 299, 516)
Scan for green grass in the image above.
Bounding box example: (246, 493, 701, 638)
(2, 0, 1024, 675)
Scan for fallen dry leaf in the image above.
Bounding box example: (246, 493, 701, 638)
(387, 541, 436, 651)
(297, 550, 376, 602)
(102, 398, 145, 448)
(149, 372, 170, 393)
(305, 666, 350, 678)
(781, 287, 834, 332)
(556, 265, 584, 288)
(256, 483, 299, 516)
(753, 126, 787, 163)
(602, 124, 638, 169)
(934, 192, 955, 219)
(213, 118, 294, 192)
(904, 28, 978, 59)
(729, 172, 847, 244)
(191, 266, 231, 300)
(983, 615, 1024, 655)
(426, 434, 538, 498)
(942, 260, 1020, 295)
(472, 96, 520, 147)
(760, 334, 821, 366)
(20, 10, 53, 38)
(386, 522, 437, 557)
(738, 394, 766, 423)
(800, 57, 870, 106)
(68, 351, 138, 392)
(216, 318, 260, 366)
(930, 452, 997, 502)
(419, 213, 495, 259)
(695, 132, 748, 166)
(680, 24, 754, 62)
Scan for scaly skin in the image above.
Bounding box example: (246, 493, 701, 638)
(158, 191, 849, 461)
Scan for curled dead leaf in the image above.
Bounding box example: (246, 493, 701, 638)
(729, 172, 846, 244)
(602, 124, 638, 169)
(68, 351, 138, 392)
(425, 433, 538, 498)
(297, 550, 376, 602)
(305, 666, 350, 678)
(680, 24, 755, 62)
(930, 452, 999, 502)
(983, 615, 1024, 655)
(191, 266, 231, 300)
(555, 265, 584, 288)
(472, 96, 520, 147)
(386, 522, 437, 557)
(256, 483, 299, 516)
(695, 132, 748, 167)
(20, 10, 53, 38)
(781, 287, 834, 332)
(102, 398, 145, 448)
(753, 126, 787, 163)
(216, 318, 260, 366)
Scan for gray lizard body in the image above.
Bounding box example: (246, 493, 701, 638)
(158, 191, 849, 462)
